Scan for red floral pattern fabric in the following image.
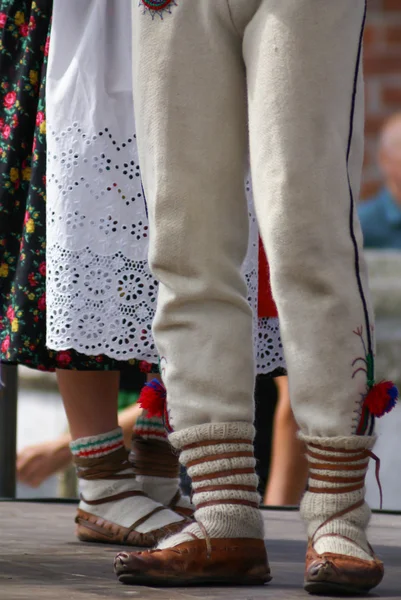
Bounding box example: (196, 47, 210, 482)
(0, 0, 148, 372)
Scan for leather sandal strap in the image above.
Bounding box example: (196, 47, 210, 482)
(197, 498, 259, 510)
(309, 473, 365, 485)
(307, 447, 383, 509)
(191, 467, 254, 482)
(311, 498, 365, 546)
(308, 482, 365, 494)
(128, 505, 168, 533)
(182, 439, 252, 451)
(312, 532, 375, 559)
(74, 446, 129, 469)
(367, 450, 383, 509)
(186, 451, 253, 468)
(80, 490, 147, 506)
(78, 470, 136, 481)
(197, 520, 212, 559)
(307, 449, 368, 463)
(308, 469, 365, 494)
(307, 445, 383, 554)
(196, 483, 256, 493)
(308, 443, 369, 455)
(130, 436, 180, 478)
(74, 515, 114, 538)
(75, 447, 134, 480)
(308, 460, 368, 472)
(169, 489, 181, 509)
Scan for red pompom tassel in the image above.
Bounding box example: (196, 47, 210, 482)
(138, 379, 166, 418)
(364, 381, 398, 418)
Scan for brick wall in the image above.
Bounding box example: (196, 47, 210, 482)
(362, 0, 401, 198)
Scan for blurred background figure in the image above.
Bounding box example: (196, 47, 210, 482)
(359, 113, 401, 249)
(358, 113, 401, 510)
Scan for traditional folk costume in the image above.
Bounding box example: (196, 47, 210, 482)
(44, 0, 285, 547)
(114, 0, 398, 594)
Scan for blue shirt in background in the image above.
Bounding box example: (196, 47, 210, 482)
(358, 188, 401, 249)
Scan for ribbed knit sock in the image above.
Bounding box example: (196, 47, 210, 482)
(71, 427, 184, 533)
(131, 412, 194, 514)
(299, 434, 376, 561)
(157, 422, 264, 549)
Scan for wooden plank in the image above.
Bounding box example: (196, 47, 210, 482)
(0, 502, 400, 599)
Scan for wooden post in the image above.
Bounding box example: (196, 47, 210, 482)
(0, 364, 18, 498)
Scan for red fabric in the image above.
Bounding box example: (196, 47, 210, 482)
(258, 239, 278, 318)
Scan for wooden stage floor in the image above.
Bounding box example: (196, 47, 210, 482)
(1, 502, 401, 599)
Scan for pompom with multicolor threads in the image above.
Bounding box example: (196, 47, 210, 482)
(363, 381, 398, 418)
(138, 379, 166, 418)
(139, 0, 177, 18)
(141, 0, 174, 9)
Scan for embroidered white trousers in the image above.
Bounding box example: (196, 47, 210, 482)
(132, 0, 375, 437)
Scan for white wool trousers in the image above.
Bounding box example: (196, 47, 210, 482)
(132, 0, 374, 437)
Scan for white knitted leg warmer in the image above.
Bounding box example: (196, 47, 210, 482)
(157, 422, 264, 549)
(300, 435, 378, 561)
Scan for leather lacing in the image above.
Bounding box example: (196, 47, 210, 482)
(188, 445, 259, 511)
(179, 437, 259, 558)
(74, 446, 179, 538)
(130, 435, 180, 479)
(75, 447, 134, 481)
(187, 521, 213, 559)
(307, 444, 382, 558)
(115, 437, 260, 558)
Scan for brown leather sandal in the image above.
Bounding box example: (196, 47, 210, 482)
(75, 496, 187, 546)
(304, 539, 383, 596)
(74, 448, 187, 547)
(114, 536, 271, 586)
(303, 445, 384, 595)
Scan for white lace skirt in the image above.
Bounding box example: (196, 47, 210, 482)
(46, 0, 285, 375)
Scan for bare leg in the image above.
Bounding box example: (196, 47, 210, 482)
(263, 377, 307, 506)
(56, 370, 119, 440)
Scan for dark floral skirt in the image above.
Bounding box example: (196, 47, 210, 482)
(0, 0, 143, 372)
